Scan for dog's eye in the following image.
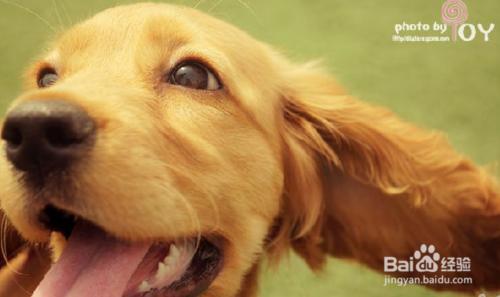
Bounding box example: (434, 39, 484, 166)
(38, 68, 58, 88)
(169, 62, 220, 90)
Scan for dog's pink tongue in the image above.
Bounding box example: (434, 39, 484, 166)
(32, 222, 150, 297)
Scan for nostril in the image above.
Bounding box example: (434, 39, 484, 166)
(2, 125, 23, 148)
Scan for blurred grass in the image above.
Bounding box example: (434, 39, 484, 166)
(0, 1, 498, 296)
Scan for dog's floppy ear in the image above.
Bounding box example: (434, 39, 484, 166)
(269, 62, 500, 291)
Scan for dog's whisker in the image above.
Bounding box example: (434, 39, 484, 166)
(0, 0, 57, 32)
(57, 0, 72, 26)
(193, 0, 206, 9)
(235, 0, 260, 24)
(0, 216, 9, 269)
(0, 215, 27, 277)
(208, 0, 224, 12)
(51, 0, 64, 30)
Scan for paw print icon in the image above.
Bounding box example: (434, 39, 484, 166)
(414, 244, 440, 272)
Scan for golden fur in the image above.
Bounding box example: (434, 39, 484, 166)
(0, 3, 499, 296)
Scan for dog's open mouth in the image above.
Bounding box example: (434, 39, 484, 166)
(33, 206, 223, 297)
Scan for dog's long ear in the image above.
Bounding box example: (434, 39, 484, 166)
(270, 63, 500, 291)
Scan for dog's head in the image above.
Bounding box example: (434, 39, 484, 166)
(0, 3, 337, 297)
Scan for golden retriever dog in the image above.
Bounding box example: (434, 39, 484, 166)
(0, 3, 499, 297)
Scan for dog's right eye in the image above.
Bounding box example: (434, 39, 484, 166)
(38, 68, 58, 88)
(169, 61, 221, 90)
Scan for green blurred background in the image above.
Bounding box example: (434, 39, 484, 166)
(0, 0, 498, 296)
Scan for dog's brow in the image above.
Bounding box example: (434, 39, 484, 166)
(142, 15, 193, 50)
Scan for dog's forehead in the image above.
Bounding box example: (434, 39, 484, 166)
(53, 3, 257, 63)
(53, 5, 185, 58)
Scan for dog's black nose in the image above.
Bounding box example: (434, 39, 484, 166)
(1, 100, 95, 172)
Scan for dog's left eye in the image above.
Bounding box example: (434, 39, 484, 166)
(169, 62, 220, 90)
(37, 68, 59, 88)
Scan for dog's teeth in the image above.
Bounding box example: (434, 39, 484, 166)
(157, 262, 166, 278)
(170, 244, 180, 258)
(156, 262, 172, 279)
(163, 254, 176, 266)
(138, 281, 152, 293)
(161, 243, 181, 267)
